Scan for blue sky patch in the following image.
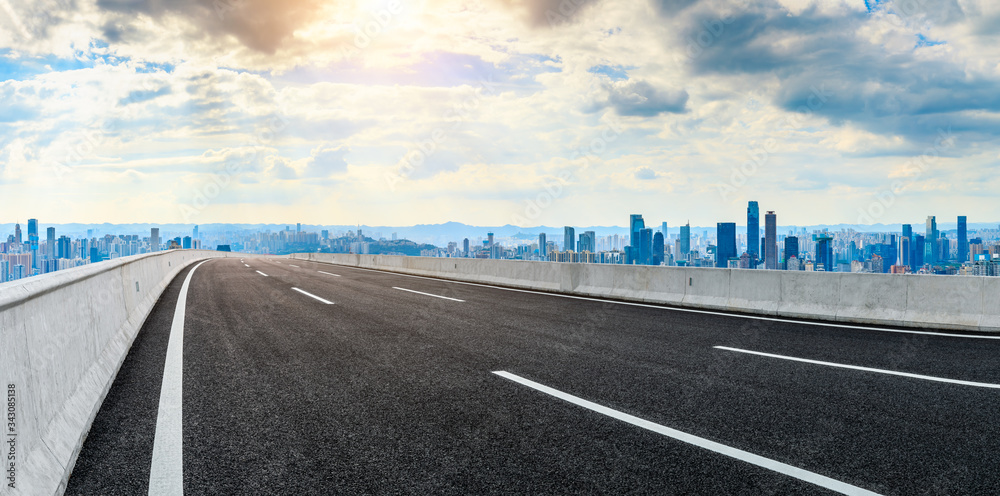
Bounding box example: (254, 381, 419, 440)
(916, 34, 946, 48)
(588, 64, 632, 81)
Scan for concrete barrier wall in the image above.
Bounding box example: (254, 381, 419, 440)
(293, 253, 1000, 333)
(0, 250, 231, 495)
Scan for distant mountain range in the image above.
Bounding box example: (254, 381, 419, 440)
(1, 221, 997, 246)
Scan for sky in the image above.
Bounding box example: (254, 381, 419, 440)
(0, 0, 998, 227)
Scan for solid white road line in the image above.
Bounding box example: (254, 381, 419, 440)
(256, 271, 268, 277)
(715, 346, 1000, 389)
(318, 271, 341, 277)
(149, 259, 211, 495)
(289, 264, 300, 268)
(392, 287, 465, 302)
(292, 287, 334, 305)
(493, 371, 880, 496)
(324, 264, 1000, 341)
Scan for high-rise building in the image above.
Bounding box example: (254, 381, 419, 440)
(716, 223, 737, 268)
(538, 233, 546, 257)
(661, 221, 668, 237)
(958, 216, 968, 262)
(151, 228, 160, 253)
(652, 231, 664, 265)
(13, 223, 21, 245)
(297, 223, 302, 233)
(680, 222, 691, 256)
(764, 210, 777, 269)
(57, 236, 71, 259)
(912, 234, 925, 270)
(783, 236, 799, 269)
(28, 219, 38, 270)
(463, 238, 470, 257)
(182, 236, 192, 249)
(900, 236, 911, 268)
(0, 259, 8, 283)
(46, 227, 56, 259)
(814, 234, 834, 271)
(193, 225, 199, 240)
(747, 201, 760, 267)
(564, 226, 575, 251)
(629, 214, 645, 264)
(639, 228, 653, 265)
(926, 216, 938, 262)
(578, 231, 596, 253)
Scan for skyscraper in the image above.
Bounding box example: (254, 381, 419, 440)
(764, 210, 777, 270)
(640, 228, 653, 265)
(680, 222, 691, 256)
(901, 224, 912, 266)
(193, 225, 199, 240)
(183, 236, 192, 249)
(564, 226, 575, 251)
(747, 201, 760, 267)
(47, 227, 56, 259)
(926, 216, 938, 262)
(57, 236, 71, 259)
(900, 236, 911, 268)
(661, 221, 668, 236)
(463, 238, 470, 257)
(716, 223, 737, 268)
(13, 223, 21, 245)
(814, 234, 834, 272)
(912, 234, 925, 270)
(652, 231, 664, 265)
(958, 216, 968, 262)
(538, 233, 546, 257)
(629, 214, 645, 264)
(150, 228, 160, 253)
(578, 231, 596, 253)
(783, 236, 799, 269)
(28, 219, 38, 270)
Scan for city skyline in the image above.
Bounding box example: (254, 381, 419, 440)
(1, 1, 999, 225)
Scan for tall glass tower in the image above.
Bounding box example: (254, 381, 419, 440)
(764, 211, 777, 269)
(957, 216, 968, 262)
(747, 201, 760, 267)
(629, 214, 645, 264)
(564, 226, 575, 252)
(926, 216, 938, 262)
(679, 222, 691, 256)
(28, 219, 38, 271)
(716, 223, 737, 268)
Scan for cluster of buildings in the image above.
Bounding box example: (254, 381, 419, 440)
(445, 203, 1000, 276)
(0, 222, 203, 283)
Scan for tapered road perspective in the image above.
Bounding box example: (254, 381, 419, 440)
(56, 256, 1000, 495)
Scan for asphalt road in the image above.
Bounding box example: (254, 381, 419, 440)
(66, 257, 1000, 495)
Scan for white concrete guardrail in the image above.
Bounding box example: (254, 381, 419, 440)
(0, 250, 232, 495)
(292, 253, 1000, 333)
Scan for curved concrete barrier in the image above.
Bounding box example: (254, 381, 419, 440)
(0, 250, 231, 495)
(292, 253, 1000, 333)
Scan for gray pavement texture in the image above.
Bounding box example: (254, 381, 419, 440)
(66, 257, 1000, 495)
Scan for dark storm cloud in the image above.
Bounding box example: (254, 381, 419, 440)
(96, 0, 323, 53)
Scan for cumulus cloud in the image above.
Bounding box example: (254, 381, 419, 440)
(593, 79, 688, 116)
